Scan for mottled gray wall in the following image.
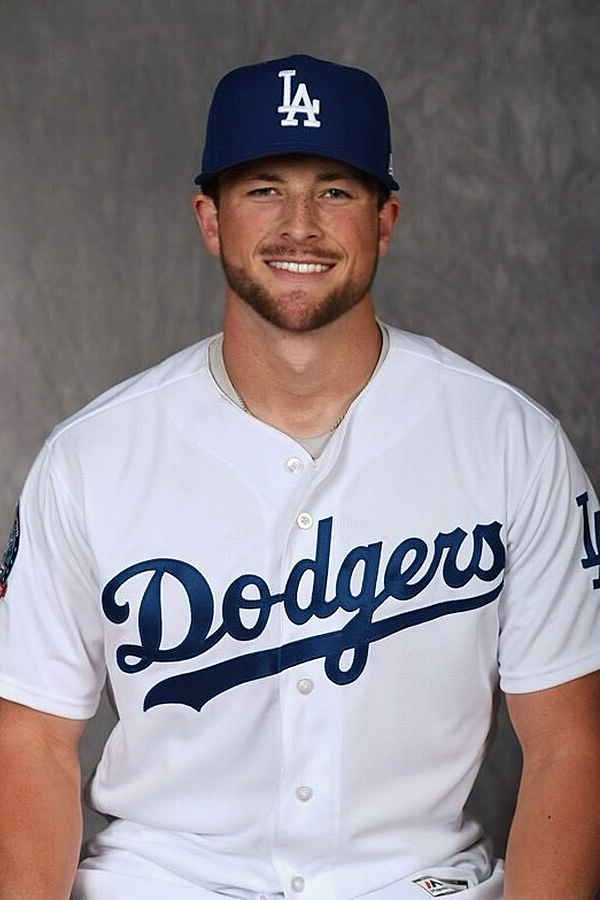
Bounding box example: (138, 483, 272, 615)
(1, 0, 598, 854)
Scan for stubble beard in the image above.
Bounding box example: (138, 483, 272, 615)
(220, 255, 379, 333)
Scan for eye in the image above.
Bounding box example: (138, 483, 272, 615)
(247, 186, 278, 197)
(322, 187, 352, 200)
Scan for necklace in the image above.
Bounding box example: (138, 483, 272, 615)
(229, 327, 383, 435)
(232, 366, 376, 434)
(233, 386, 349, 433)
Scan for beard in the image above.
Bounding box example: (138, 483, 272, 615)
(220, 251, 378, 333)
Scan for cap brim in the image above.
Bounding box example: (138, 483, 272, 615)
(194, 148, 399, 192)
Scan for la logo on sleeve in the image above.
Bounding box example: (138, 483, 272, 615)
(577, 492, 600, 589)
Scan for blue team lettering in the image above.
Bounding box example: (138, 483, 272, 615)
(102, 517, 506, 711)
(576, 492, 600, 589)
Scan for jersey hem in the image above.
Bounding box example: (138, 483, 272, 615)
(0, 673, 98, 719)
(500, 650, 600, 694)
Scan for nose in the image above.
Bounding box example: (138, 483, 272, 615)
(278, 195, 323, 243)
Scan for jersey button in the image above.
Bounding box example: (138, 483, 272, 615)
(291, 875, 305, 892)
(285, 456, 304, 474)
(297, 678, 314, 695)
(295, 785, 313, 802)
(296, 512, 313, 529)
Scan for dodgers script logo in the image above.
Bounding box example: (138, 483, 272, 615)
(102, 516, 505, 713)
(278, 68, 321, 127)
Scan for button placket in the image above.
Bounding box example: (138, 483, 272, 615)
(273, 459, 340, 893)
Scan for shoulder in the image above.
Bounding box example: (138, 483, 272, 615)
(46, 335, 216, 451)
(383, 323, 558, 433)
(369, 325, 565, 510)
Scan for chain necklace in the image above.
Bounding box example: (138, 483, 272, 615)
(232, 358, 381, 434)
(232, 385, 349, 433)
(230, 328, 383, 435)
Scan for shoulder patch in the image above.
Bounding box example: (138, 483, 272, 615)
(0, 504, 20, 599)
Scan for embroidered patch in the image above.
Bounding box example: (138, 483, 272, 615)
(277, 68, 321, 128)
(0, 504, 20, 599)
(413, 876, 470, 897)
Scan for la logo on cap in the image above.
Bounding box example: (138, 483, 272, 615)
(277, 69, 321, 128)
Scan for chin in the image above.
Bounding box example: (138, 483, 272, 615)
(222, 262, 374, 334)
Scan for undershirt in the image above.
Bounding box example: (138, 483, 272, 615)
(208, 322, 389, 459)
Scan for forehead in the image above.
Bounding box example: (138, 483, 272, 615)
(220, 155, 376, 188)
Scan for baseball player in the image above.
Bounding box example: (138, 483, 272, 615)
(0, 54, 599, 900)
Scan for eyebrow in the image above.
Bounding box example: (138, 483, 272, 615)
(242, 172, 285, 183)
(239, 169, 359, 184)
(316, 171, 355, 182)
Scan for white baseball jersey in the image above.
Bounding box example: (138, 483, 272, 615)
(1, 325, 599, 900)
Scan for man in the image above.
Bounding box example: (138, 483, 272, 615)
(0, 54, 598, 900)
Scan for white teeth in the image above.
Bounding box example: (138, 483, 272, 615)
(268, 261, 331, 273)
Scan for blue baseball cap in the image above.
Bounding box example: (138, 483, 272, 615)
(195, 54, 399, 191)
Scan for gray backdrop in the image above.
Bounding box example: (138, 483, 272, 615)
(1, 0, 598, 857)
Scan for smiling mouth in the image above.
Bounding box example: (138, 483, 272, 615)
(266, 260, 333, 273)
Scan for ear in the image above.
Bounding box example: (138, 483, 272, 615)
(191, 192, 221, 257)
(377, 195, 400, 259)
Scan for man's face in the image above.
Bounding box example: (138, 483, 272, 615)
(196, 156, 398, 333)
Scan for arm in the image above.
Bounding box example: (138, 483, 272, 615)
(0, 697, 86, 900)
(504, 671, 600, 900)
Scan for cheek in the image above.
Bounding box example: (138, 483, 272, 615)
(323, 209, 378, 255)
(218, 221, 252, 261)
(219, 212, 272, 261)
(344, 225, 380, 271)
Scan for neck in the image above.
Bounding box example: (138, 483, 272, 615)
(222, 292, 381, 437)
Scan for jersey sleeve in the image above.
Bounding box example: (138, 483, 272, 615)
(498, 424, 600, 693)
(0, 441, 105, 719)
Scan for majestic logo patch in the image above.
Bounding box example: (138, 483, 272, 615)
(577, 492, 600, 589)
(278, 68, 321, 128)
(102, 516, 505, 713)
(413, 876, 469, 896)
(0, 504, 20, 599)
